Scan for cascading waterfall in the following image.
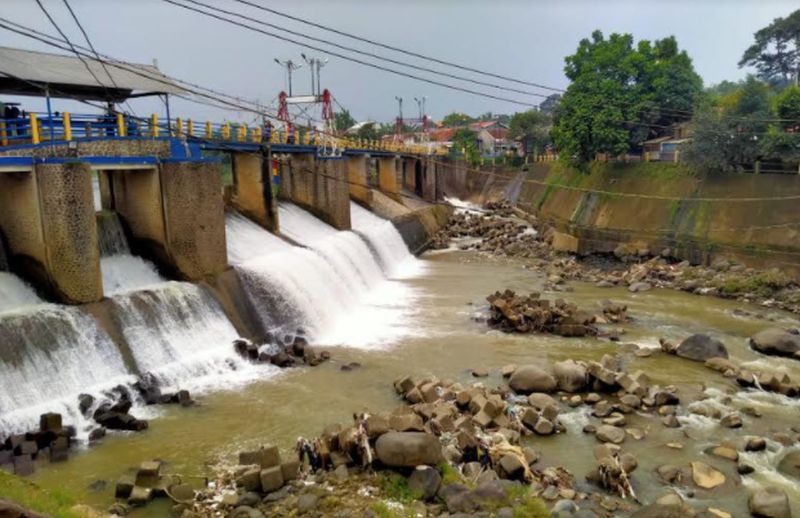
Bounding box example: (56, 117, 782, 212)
(349, 202, 422, 278)
(228, 204, 423, 349)
(97, 212, 164, 296)
(0, 305, 134, 436)
(109, 282, 269, 393)
(0, 273, 42, 314)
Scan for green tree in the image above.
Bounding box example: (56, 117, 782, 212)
(539, 94, 561, 115)
(451, 128, 480, 165)
(441, 112, 474, 127)
(334, 109, 356, 132)
(775, 85, 800, 127)
(552, 31, 701, 164)
(356, 122, 379, 140)
(508, 110, 551, 156)
(684, 76, 771, 170)
(739, 9, 800, 87)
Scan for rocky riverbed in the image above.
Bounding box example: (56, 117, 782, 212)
(119, 340, 796, 517)
(12, 199, 800, 518)
(432, 198, 800, 315)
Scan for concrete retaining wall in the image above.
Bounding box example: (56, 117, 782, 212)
(447, 160, 800, 276)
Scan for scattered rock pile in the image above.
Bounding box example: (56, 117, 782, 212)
(113, 459, 196, 513)
(233, 333, 331, 369)
(0, 413, 73, 477)
(430, 199, 550, 259)
(486, 289, 601, 337)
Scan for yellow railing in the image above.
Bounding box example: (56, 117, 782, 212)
(6, 111, 450, 156)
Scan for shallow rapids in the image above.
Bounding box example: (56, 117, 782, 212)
(24, 247, 800, 514)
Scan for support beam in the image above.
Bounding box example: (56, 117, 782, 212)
(402, 157, 417, 192)
(377, 156, 401, 201)
(0, 163, 102, 304)
(346, 155, 371, 205)
(278, 153, 351, 230)
(230, 151, 279, 231)
(110, 161, 228, 281)
(421, 158, 437, 202)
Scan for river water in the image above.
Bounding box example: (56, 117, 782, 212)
(20, 209, 800, 515)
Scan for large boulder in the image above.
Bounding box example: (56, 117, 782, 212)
(675, 334, 728, 362)
(553, 360, 587, 392)
(407, 466, 441, 501)
(748, 487, 792, 518)
(750, 329, 800, 359)
(778, 450, 800, 480)
(375, 432, 443, 468)
(508, 365, 557, 394)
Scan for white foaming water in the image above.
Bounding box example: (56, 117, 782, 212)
(230, 204, 424, 349)
(277, 203, 338, 244)
(0, 272, 43, 314)
(444, 196, 482, 213)
(111, 282, 273, 393)
(101, 256, 165, 296)
(0, 305, 135, 436)
(98, 212, 166, 295)
(226, 212, 292, 265)
(350, 202, 423, 278)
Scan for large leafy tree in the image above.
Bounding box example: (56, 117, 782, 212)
(539, 94, 561, 116)
(739, 9, 800, 87)
(508, 110, 551, 156)
(552, 31, 702, 164)
(334, 109, 356, 132)
(683, 76, 771, 170)
(451, 128, 480, 164)
(441, 112, 474, 127)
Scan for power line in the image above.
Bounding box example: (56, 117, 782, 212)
(59, 0, 138, 117)
(228, 0, 565, 94)
(177, 0, 551, 99)
(160, 0, 539, 107)
(32, 0, 110, 99)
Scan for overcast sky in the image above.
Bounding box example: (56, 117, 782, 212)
(2, 0, 797, 125)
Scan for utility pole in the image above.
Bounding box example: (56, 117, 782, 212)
(414, 96, 425, 120)
(274, 58, 302, 97)
(301, 54, 328, 96)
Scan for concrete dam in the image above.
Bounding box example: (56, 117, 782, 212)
(0, 136, 451, 437)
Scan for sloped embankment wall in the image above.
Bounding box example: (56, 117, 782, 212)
(453, 161, 800, 277)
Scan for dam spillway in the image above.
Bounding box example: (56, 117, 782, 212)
(0, 202, 421, 436)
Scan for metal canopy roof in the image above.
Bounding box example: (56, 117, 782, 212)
(0, 46, 186, 102)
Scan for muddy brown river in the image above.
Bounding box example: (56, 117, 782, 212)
(30, 250, 800, 516)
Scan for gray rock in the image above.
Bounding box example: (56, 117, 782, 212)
(552, 499, 579, 517)
(407, 465, 441, 501)
(235, 492, 260, 507)
(595, 425, 625, 444)
(748, 487, 792, 518)
(229, 506, 264, 518)
(675, 334, 728, 361)
(628, 282, 652, 293)
(553, 360, 587, 392)
(508, 365, 557, 394)
(778, 450, 800, 480)
(750, 328, 800, 358)
(375, 432, 443, 467)
(297, 493, 319, 514)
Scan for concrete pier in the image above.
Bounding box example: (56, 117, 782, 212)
(278, 153, 351, 230)
(378, 156, 401, 201)
(104, 160, 228, 282)
(346, 155, 371, 205)
(230, 152, 278, 231)
(0, 162, 101, 304)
